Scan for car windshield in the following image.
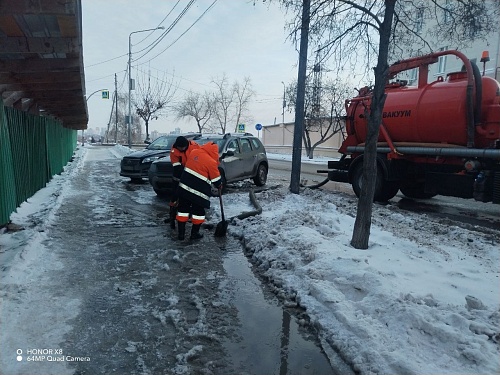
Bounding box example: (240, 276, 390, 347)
(196, 138, 226, 154)
(147, 137, 175, 150)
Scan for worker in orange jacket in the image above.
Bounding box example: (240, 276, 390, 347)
(168, 136, 199, 229)
(176, 142, 222, 240)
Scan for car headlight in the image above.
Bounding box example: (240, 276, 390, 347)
(142, 156, 160, 163)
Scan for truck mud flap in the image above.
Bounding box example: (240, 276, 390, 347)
(425, 172, 474, 198)
(492, 172, 500, 204)
(328, 170, 349, 183)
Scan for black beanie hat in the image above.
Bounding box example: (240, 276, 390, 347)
(174, 136, 189, 149)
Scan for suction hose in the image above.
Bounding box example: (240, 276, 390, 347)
(300, 177, 331, 189)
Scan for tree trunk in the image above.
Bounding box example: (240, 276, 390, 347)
(351, 0, 396, 249)
(303, 129, 312, 158)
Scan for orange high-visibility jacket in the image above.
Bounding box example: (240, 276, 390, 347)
(169, 140, 200, 179)
(178, 142, 221, 209)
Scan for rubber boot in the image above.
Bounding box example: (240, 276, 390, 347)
(190, 224, 203, 240)
(177, 221, 186, 241)
(169, 206, 176, 229)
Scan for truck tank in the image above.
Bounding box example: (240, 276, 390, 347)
(345, 73, 500, 149)
(326, 50, 500, 204)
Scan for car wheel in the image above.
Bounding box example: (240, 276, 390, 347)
(253, 164, 268, 186)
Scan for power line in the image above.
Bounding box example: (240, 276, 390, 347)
(134, 0, 182, 46)
(83, 1, 186, 71)
(132, 0, 197, 63)
(136, 0, 218, 65)
(135, 65, 282, 107)
(85, 1, 217, 88)
(85, 53, 128, 69)
(86, 71, 121, 83)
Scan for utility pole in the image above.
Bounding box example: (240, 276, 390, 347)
(281, 81, 286, 125)
(104, 74, 118, 144)
(114, 73, 118, 143)
(290, 0, 310, 194)
(312, 49, 322, 118)
(281, 81, 286, 146)
(105, 93, 115, 143)
(128, 27, 164, 148)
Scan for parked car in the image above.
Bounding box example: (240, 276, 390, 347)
(120, 133, 200, 182)
(148, 133, 268, 196)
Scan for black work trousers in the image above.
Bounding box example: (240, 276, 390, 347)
(176, 197, 205, 225)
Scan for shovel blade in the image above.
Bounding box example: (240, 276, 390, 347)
(214, 220, 228, 237)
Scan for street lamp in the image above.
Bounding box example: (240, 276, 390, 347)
(128, 26, 165, 147)
(281, 81, 286, 145)
(281, 81, 286, 125)
(83, 88, 108, 146)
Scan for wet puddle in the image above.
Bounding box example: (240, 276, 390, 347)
(219, 244, 343, 375)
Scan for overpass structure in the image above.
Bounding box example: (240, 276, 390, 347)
(0, 0, 88, 227)
(0, 0, 87, 129)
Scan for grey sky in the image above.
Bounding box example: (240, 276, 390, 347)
(82, 1, 300, 135)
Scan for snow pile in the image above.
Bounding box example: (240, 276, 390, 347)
(225, 187, 500, 375)
(1, 145, 498, 375)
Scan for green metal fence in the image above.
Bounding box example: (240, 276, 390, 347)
(0, 98, 78, 227)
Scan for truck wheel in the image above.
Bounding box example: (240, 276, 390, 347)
(351, 164, 372, 198)
(253, 164, 268, 186)
(377, 181, 400, 202)
(351, 164, 399, 202)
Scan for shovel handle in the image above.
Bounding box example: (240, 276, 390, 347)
(218, 185, 225, 222)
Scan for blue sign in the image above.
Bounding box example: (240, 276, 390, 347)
(255, 123, 262, 131)
(237, 124, 246, 133)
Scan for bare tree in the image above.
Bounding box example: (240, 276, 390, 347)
(106, 92, 140, 144)
(134, 71, 177, 141)
(271, 0, 498, 249)
(174, 91, 213, 133)
(233, 77, 255, 133)
(285, 77, 352, 158)
(211, 74, 255, 134)
(211, 74, 235, 134)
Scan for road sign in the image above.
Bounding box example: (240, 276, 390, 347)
(237, 124, 245, 133)
(255, 123, 262, 131)
(102, 90, 109, 99)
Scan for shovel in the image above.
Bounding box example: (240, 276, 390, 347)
(214, 186, 228, 237)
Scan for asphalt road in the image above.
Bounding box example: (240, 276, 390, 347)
(268, 157, 500, 234)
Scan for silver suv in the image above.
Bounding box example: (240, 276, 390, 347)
(148, 133, 268, 196)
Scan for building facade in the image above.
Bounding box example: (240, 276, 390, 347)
(262, 120, 345, 158)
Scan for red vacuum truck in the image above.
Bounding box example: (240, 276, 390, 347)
(326, 50, 500, 204)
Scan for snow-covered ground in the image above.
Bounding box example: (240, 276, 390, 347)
(1, 145, 499, 375)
